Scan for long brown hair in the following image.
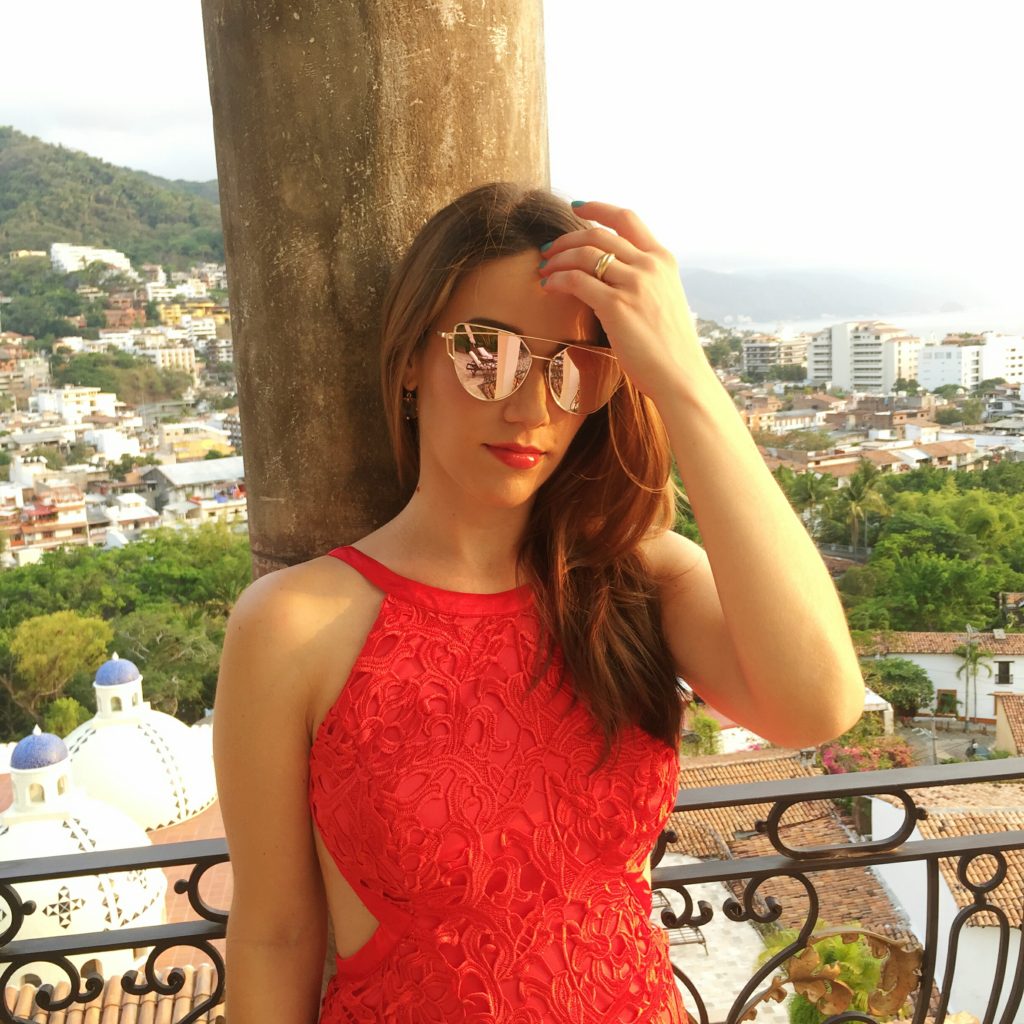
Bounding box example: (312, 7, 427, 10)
(379, 183, 689, 766)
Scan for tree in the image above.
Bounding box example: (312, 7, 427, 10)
(954, 639, 993, 728)
(3, 611, 113, 720)
(839, 551, 1008, 631)
(834, 461, 887, 550)
(111, 604, 220, 720)
(790, 471, 837, 539)
(860, 657, 933, 718)
(43, 696, 91, 736)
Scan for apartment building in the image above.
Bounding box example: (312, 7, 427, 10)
(50, 243, 133, 276)
(809, 321, 921, 393)
(741, 334, 810, 375)
(30, 385, 119, 423)
(918, 333, 1024, 391)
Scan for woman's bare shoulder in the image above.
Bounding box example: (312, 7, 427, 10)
(231, 551, 380, 643)
(221, 553, 384, 724)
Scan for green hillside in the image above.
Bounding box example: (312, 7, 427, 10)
(0, 127, 223, 268)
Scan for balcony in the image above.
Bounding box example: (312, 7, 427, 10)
(1, 759, 1023, 1024)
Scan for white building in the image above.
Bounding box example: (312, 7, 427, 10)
(741, 335, 809, 374)
(809, 321, 922, 394)
(145, 279, 209, 302)
(918, 333, 1024, 392)
(181, 316, 217, 345)
(0, 730, 166, 988)
(95, 329, 140, 353)
(858, 631, 1024, 723)
(767, 408, 829, 434)
(30, 385, 118, 424)
(161, 489, 247, 528)
(83, 426, 141, 460)
(64, 655, 217, 831)
(202, 336, 234, 364)
(135, 343, 197, 378)
(50, 243, 133, 277)
(871, 790, 1024, 1023)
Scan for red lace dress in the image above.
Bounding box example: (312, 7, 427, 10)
(309, 546, 687, 1024)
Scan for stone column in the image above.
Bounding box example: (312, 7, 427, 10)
(202, 0, 549, 578)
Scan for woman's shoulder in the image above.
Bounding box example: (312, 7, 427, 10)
(228, 547, 385, 658)
(636, 527, 706, 582)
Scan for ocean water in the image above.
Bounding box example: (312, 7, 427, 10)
(722, 307, 1024, 342)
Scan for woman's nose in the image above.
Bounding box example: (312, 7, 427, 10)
(502, 359, 551, 427)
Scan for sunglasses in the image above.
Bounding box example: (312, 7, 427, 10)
(437, 322, 623, 415)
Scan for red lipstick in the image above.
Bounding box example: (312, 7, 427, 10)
(484, 443, 546, 469)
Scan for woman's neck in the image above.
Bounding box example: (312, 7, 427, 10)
(366, 487, 532, 591)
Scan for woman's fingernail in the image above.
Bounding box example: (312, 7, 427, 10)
(540, 277, 548, 286)
(540, 241, 553, 252)
(538, 259, 548, 270)
(571, 200, 587, 208)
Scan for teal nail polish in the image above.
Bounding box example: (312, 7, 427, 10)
(540, 277, 548, 286)
(538, 259, 548, 269)
(540, 241, 553, 252)
(571, 200, 587, 208)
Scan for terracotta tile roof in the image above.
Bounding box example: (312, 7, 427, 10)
(667, 750, 913, 940)
(859, 449, 907, 466)
(914, 809, 1024, 927)
(670, 749, 820, 857)
(821, 555, 859, 579)
(855, 631, 1024, 656)
(918, 440, 975, 457)
(150, 800, 228, 971)
(4, 965, 224, 1023)
(996, 693, 1024, 752)
(727, 823, 914, 940)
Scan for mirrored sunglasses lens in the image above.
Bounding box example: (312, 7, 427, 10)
(451, 325, 529, 401)
(550, 348, 621, 414)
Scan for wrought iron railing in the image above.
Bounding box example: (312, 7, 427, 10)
(1, 759, 1022, 1024)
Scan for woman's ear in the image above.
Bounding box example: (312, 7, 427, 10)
(402, 349, 420, 392)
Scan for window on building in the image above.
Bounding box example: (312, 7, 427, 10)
(29, 783, 44, 803)
(111, 696, 122, 711)
(935, 690, 959, 715)
(995, 662, 1012, 685)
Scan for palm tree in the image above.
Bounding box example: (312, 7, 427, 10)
(790, 470, 838, 539)
(840, 460, 888, 551)
(955, 637, 994, 729)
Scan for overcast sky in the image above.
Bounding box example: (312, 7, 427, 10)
(2, 1, 1022, 306)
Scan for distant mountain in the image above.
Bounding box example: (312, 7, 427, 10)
(680, 268, 960, 324)
(0, 127, 223, 268)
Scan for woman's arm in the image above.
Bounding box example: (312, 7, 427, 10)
(538, 202, 864, 748)
(213, 570, 329, 1023)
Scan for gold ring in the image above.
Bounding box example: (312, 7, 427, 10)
(594, 251, 616, 282)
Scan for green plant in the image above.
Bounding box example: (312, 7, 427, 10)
(42, 696, 91, 736)
(860, 657, 934, 718)
(757, 926, 896, 1023)
(683, 707, 721, 756)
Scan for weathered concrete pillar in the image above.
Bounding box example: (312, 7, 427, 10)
(202, 1, 549, 578)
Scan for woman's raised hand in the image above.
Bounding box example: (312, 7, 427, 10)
(536, 201, 712, 404)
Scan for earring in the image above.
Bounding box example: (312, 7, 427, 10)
(401, 388, 418, 421)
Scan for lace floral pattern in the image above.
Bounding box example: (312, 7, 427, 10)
(309, 547, 687, 1023)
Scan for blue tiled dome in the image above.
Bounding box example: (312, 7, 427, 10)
(95, 653, 141, 687)
(10, 732, 69, 770)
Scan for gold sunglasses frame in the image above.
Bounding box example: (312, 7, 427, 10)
(436, 323, 622, 415)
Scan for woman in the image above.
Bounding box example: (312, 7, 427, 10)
(214, 183, 865, 1023)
